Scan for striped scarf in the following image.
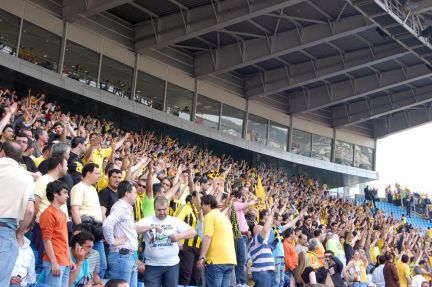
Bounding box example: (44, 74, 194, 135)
(230, 207, 242, 239)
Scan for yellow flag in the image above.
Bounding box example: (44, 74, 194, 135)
(256, 175, 266, 199)
(255, 175, 267, 216)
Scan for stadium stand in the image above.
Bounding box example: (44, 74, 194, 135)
(1, 87, 432, 287)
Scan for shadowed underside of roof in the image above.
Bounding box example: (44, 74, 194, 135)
(33, 0, 432, 138)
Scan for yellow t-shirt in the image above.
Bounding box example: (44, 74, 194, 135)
(96, 171, 126, 192)
(307, 251, 320, 269)
(425, 257, 432, 282)
(178, 184, 190, 205)
(84, 147, 112, 172)
(357, 260, 368, 283)
(96, 176, 108, 192)
(70, 182, 103, 222)
(203, 209, 236, 265)
(34, 174, 69, 222)
(396, 260, 411, 287)
(33, 156, 45, 167)
(377, 239, 384, 250)
(370, 246, 380, 265)
(427, 229, 432, 239)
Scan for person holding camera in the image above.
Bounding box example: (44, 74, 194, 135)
(323, 250, 344, 287)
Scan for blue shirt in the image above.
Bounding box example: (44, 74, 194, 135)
(70, 251, 91, 286)
(268, 226, 284, 258)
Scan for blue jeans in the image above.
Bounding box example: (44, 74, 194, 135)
(143, 264, 179, 287)
(284, 270, 292, 287)
(273, 257, 285, 287)
(41, 261, 70, 287)
(353, 282, 368, 287)
(235, 236, 247, 285)
(252, 270, 274, 287)
(0, 226, 19, 287)
(107, 252, 137, 287)
(93, 240, 107, 279)
(205, 264, 234, 287)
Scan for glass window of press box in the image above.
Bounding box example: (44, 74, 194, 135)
(354, 145, 374, 170)
(220, 104, 244, 138)
(19, 21, 61, 72)
(135, 71, 165, 111)
(63, 40, 99, 87)
(312, 134, 332, 161)
(335, 140, 354, 166)
(247, 114, 268, 144)
(0, 9, 20, 56)
(165, 83, 193, 121)
(99, 56, 133, 99)
(195, 94, 220, 129)
(268, 122, 288, 151)
(291, 129, 312, 157)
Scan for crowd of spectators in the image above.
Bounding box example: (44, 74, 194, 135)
(0, 87, 432, 287)
(385, 184, 432, 219)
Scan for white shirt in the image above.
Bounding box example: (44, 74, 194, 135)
(136, 215, 192, 266)
(11, 237, 36, 285)
(412, 274, 427, 287)
(0, 158, 34, 221)
(372, 264, 385, 287)
(103, 199, 138, 252)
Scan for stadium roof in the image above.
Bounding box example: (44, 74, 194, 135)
(36, 0, 432, 139)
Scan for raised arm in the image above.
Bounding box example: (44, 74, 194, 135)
(281, 206, 307, 232)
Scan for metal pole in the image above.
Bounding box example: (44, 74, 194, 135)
(131, 53, 139, 102)
(331, 128, 336, 162)
(162, 80, 168, 113)
(243, 99, 249, 139)
(218, 103, 223, 131)
(288, 114, 293, 152)
(58, 21, 68, 74)
(192, 79, 198, 122)
(15, 1, 26, 57)
(266, 119, 270, 146)
(96, 39, 104, 88)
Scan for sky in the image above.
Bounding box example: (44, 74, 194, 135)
(370, 122, 432, 197)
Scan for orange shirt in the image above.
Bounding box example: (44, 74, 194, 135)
(39, 204, 70, 266)
(316, 242, 325, 267)
(283, 239, 298, 271)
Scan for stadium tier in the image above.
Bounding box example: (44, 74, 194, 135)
(2, 0, 432, 287)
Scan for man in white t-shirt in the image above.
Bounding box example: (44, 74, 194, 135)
(136, 196, 196, 287)
(412, 265, 427, 287)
